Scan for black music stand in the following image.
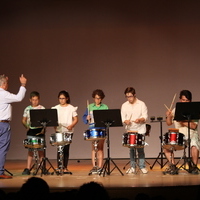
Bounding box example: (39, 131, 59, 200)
(30, 109, 59, 176)
(93, 109, 124, 177)
(150, 118, 168, 169)
(174, 102, 200, 173)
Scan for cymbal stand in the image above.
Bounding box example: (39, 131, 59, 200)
(150, 119, 168, 169)
(99, 122, 124, 177)
(89, 140, 99, 175)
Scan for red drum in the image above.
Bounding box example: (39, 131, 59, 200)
(163, 128, 186, 150)
(122, 131, 145, 148)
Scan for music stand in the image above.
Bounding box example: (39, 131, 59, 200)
(93, 109, 124, 177)
(150, 119, 168, 169)
(174, 102, 200, 173)
(30, 109, 59, 176)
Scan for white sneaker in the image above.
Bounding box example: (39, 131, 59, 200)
(141, 168, 148, 174)
(126, 167, 135, 174)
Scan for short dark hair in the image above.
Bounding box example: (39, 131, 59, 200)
(179, 90, 192, 101)
(58, 90, 70, 104)
(124, 87, 136, 95)
(30, 91, 40, 99)
(92, 89, 105, 99)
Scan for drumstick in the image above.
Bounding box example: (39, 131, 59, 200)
(164, 104, 170, 111)
(169, 93, 176, 111)
(87, 99, 91, 123)
(61, 124, 68, 129)
(87, 100, 89, 114)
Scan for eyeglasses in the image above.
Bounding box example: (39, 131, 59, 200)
(94, 97, 101, 100)
(125, 96, 134, 98)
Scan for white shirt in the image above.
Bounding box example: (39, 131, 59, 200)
(0, 86, 26, 121)
(121, 98, 148, 134)
(52, 104, 78, 133)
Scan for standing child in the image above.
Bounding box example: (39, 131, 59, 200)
(82, 89, 108, 174)
(22, 91, 45, 175)
(52, 90, 78, 173)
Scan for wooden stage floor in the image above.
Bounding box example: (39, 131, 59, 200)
(2, 159, 200, 200)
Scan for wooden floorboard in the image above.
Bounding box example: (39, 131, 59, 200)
(1, 159, 200, 200)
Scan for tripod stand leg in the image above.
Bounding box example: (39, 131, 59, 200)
(99, 159, 108, 176)
(150, 152, 168, 169)
(110, 159, 124, 176)
(4, 169, 13, 176)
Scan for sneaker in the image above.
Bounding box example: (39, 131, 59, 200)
(126, 167, 135, 174)
(90, 167, 98, 174)
(163, 164, 178, 175)
(190, 166, 199, 175)
(22, 168, 30, 175)
(97, 167, 102, 173)
(141, 168, 148, 174)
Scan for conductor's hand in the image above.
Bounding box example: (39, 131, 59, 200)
(20, 74, 27, 87)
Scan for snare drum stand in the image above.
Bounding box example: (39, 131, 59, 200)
(150, 120, 168, 169)
(57, 144, 72, 175)
(99, 122, 124, 177)
(163, 146, 179, 175)
(30, 149, 39, 174)
(130, 147, 142, 174)
(89, 140, 99, 175)
(33, 124, 58, 176)
(177, 118, 200, 174)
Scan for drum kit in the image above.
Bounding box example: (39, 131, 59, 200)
(83, 128, 106, 175)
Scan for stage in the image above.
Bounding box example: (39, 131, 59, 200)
(1, 158, 200, 200)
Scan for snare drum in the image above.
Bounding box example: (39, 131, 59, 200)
(50, 132, 73, 146)
(23, 138, 45, 149)
(122, 131, 145, 148)
(83, 128, 106, 141)
(162, 128, 186, 150)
